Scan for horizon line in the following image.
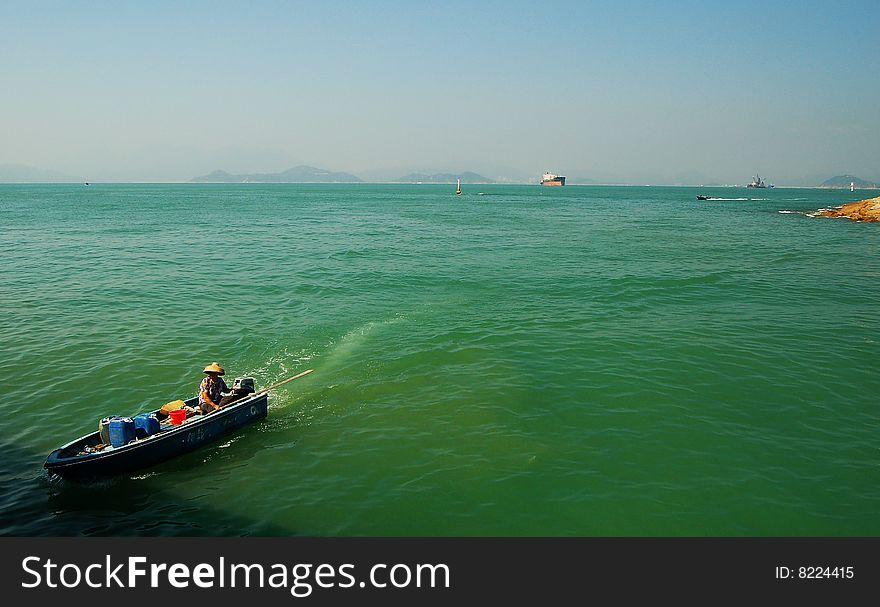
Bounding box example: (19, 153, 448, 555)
(0, 181, 875, 189)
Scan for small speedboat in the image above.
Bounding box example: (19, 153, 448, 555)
(696, 195, 710, 200)
(44, 370, 312, 480)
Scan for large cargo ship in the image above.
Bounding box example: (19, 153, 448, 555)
(541, 171, 565, 186)
(747, 174, 767, 188)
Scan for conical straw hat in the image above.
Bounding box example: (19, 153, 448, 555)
(203, 362, 225, 375)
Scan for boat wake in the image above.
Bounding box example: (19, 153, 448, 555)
(130, 472, 159, 480)
(321, 315, 406, 372)
(701, 197, 769, 201)
(259, 315, 406, 412)
(251, 346, 315, 384)
(218, 436, 244, 449)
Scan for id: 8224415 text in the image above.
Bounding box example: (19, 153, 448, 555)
(775, 566, 854, 580)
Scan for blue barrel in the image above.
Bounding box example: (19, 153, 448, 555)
(99, 415, 123, 445)
(133, 413, 160, 438)
(108, 417, 136, 447)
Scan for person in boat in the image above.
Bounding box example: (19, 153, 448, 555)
(199, 361, 231, 414)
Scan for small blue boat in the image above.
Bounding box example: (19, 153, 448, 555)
(44, 370, 313, 480)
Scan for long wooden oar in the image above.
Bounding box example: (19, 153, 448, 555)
(219, 369, 314, 409)
(255, 368, 314, 396)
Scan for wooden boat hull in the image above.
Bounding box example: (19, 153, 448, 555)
(44, 393, 268, 480)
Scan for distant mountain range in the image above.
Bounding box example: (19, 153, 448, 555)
(0, 163, 75, 183)
(393, 171, 493, 184)
(190, 167, 495, 184)
(818, 174, 880, 189)
(5, 162, 879, 188)
(190, 165, 362, 183)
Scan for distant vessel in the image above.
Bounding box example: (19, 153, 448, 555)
(851, 181, 855, 192)
(541, 171, 565, 186)
(747, 174, 767, 188)
(696, 195, 710, 200)
(456, 178, 461, 195)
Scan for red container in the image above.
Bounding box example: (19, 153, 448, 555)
(169, 408, 187, 425)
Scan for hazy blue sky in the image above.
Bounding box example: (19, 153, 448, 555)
(1, 0, 878, 183)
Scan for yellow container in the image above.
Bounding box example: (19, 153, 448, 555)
(160, 400, 187, 414)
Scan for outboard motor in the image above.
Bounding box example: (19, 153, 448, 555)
(231, 377, 256, 396)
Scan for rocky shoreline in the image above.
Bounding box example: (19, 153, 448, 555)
(817, 196, 880, 222)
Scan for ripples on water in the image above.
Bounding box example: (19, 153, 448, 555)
(0, 184, 878, 536)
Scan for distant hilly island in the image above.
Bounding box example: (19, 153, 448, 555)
(191, 167, 494, 184)
(819, 174, 880, 189)
(392, 171, 492, 184)
(0, 163, 75, 183)
(190, 166, 362, 183)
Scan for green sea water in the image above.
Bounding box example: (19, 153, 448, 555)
(1, 183, 878, 536)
